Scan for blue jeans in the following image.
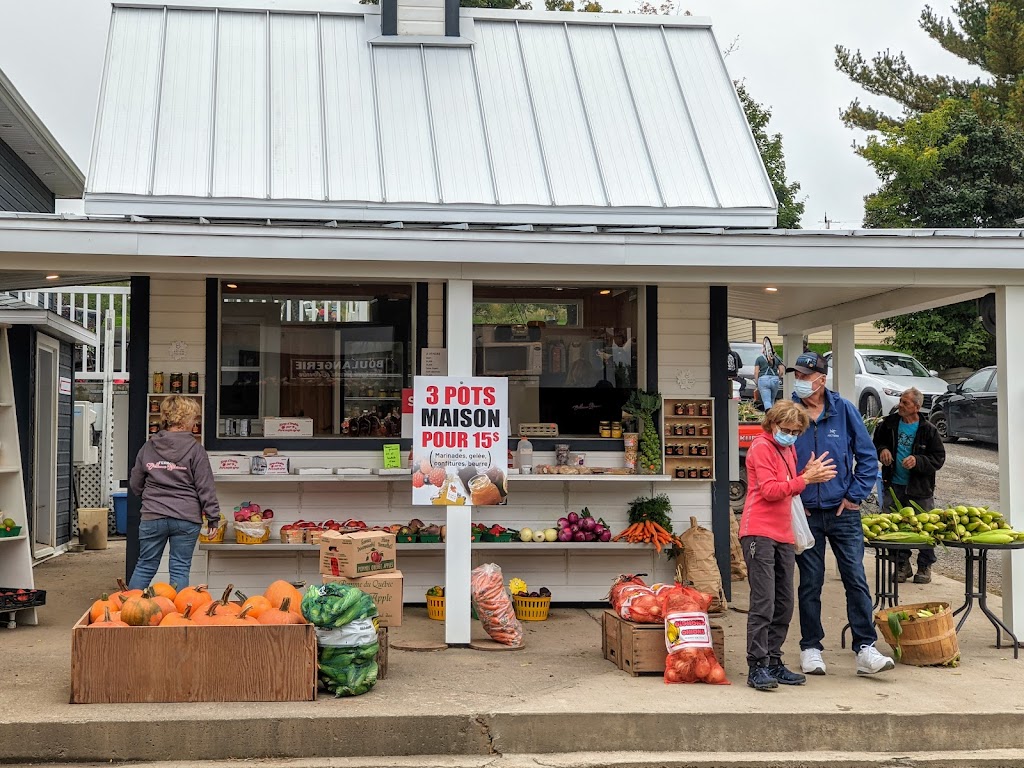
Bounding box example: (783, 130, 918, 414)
(757, 375, 781, 410)
(796, 507, 877, 653)
(129, 517, 201, 591)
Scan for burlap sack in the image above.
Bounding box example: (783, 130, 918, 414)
(674, 516, 727, 612)
(730, 512, 747, 581)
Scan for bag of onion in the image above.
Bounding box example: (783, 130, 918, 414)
(660, 584, 729, 685)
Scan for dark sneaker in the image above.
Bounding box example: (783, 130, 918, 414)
(747, 664, 779, 691)
(913, 565, 932, 584)
(768, 662, 806, 686)
(897, 561, 913, 583)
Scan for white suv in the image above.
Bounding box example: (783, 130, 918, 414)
(824, 349, 949, 417)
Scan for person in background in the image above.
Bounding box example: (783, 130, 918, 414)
(788, 351, 894, 677)
(740, 401, 836, 691)
(128, 395, 220, 591)
(754, 338, 784, 410)
(872, 387, 946, 584)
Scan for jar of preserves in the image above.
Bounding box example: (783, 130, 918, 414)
(148, 422, 159, 435)
(599, 421, 611, 438)
(611, 421, 622, 439)
(699, 425, 710, 437)
(188, 372, 199, 394)
(687, 467, 699, 479)
(152, 372, 164, 393)
(674, 403, 685, 416)
(149, 399, 160, 414)
(685, 403, 696, 417)
(469, 474, 502, 506)
(685, 424, 696, 437)
(689, 444, 698, 456)
(698, 444, 708, 456)
(698, 403, 710, 417)
(699, 467, 712, 479)
(675, 467, 687, 479)
(170, 372, 183, 394)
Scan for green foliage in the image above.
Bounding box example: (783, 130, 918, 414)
(735, 83, 805, 228)
(873, 301, 996, 371)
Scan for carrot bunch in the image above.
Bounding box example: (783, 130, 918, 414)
(612, 520, 681, 554)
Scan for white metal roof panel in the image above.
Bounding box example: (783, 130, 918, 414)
(87, 3, 778, 226)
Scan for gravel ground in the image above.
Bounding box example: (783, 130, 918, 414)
(864, 441, 1002, 593)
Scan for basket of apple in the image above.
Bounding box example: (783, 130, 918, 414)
(233, 501, 273, 544)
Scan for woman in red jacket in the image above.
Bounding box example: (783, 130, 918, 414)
(740, 400, 836, 691)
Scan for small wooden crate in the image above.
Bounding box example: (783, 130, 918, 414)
(601, 609, 725, 676)
(376, 626, 389, 680)
(71, 611, 317, 703)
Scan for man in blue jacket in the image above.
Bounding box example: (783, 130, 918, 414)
(789, 352, 894, 677)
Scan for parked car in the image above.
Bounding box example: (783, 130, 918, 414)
(929, 366, 998, 444)
(729, 341, 764, 401)
(823, 349, 949, 417)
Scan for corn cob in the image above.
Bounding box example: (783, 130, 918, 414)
(875, 531, 934, 544)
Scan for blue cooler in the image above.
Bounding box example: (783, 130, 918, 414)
(112, 491, 128, 535)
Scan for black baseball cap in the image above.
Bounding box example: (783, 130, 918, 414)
(786, 351, 828, 375)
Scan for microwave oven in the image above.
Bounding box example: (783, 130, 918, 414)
(479, 342, 543, 376)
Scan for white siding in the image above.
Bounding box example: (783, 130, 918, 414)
(731, 320, 890, 349)
(149, 278, 207, 391)
(427, 282, 444, 350)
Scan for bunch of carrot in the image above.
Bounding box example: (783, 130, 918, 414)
(612, 520, 681, 554)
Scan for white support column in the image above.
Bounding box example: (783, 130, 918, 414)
(996, 287, 1024, 636)
(830, 322, 856, 402)
(782, 332, 804, 402)
(444, 279, 473, 645)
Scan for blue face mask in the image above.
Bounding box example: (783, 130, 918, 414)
(793, 378, 820, 399)
(773, 430, 798, 447)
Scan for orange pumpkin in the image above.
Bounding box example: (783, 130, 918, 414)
(237, 593, 273, 619)
(232, 605, 260, 625)
(191, 601, 223, 626)
(112, 579, 143, 609)
(145, 588, 177, 618)
(89, 606, 128, 627)
(89, 594, 121, 623)
(120, 593, 164, 626)
(174, 584, 213, 614)
(258, 597, 306, 625)
(265, 580, 303, 615)
(159, 603, 195, 626)
(150, 582, 178, 601)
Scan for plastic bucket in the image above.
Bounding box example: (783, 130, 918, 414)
(112, 491, 128, 535)
(77, 507, 109, 550)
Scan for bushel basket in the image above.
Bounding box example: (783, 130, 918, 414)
(874, 602, 959, 667)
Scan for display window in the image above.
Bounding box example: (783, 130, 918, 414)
(472, 286, 640, 437)
(217, 282, 412, 439)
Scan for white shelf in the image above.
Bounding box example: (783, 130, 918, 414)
(0, 402, 12, 408)
(0, 467, 20, 474)
(200, 541, 651, 552)
(221, 366, 261, 372)
(509, 474, 671, 482)
(211, 472, 672, 483)
(0, 534, 27, 543)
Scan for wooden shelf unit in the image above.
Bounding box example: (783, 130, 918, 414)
(662, 397, 714, 481)
(147, 393, 204, 445)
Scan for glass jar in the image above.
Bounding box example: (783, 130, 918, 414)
(149, 399, 160, 414)
(599, 421, 611, 438)
(188, 372, 199, 394)
(152, 372, 164, 393)
(698, 444, 708, 456)
(148, 422, 159, 435)
(700, 467, 712, 479)
(699, 425, 710, 437)
(673, 424, 685, 436)
(674, 403, 685, 416)
(555, 443, 571, 466)
(685, 424, 696, 437)
(685, 403, 696, 417)
(675, 467, 687, 479)
(687, 467, 699, 479)
(170, 372, 183, 394)
(469, 474, 502, 506)
(611, 421, 622, 439)
(698, 403, 710, 417)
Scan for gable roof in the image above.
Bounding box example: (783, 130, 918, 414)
(0, 68, 85, 199)
(84, 1, 777, 226)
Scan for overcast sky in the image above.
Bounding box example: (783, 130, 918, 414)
(0, 0, 982, 226)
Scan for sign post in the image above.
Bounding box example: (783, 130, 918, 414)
(412, 376, 508, 645)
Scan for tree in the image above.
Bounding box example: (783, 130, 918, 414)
(735, 83, 805, 228)
(836, 1, 1024, 131)
(874, 302, 995, 371)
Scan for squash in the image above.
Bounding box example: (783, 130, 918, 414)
(112, 578, 143, 608)
(89, 594, 121, 623)
(264, 580, 303, 614)
(258, 597, 305, 625)
(228, 606, 260, 626)
(174, 584, 213, 615)
(235, 590, 273, 619)
(158, 603, 195, 626)
(191, 601, 222, 626)
(205, 585, 241, 618)
(89, 606, 128, 628)
(120, 592, 164, 626)
(146, 588, 177, 618)
(150, 582, 178, 601)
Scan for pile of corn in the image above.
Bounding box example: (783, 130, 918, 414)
(862, 495, 1024, 545)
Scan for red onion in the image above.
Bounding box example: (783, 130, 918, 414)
(558, 528, 574, 542)
(567, 511, 580, 525)
(557, 517, 569, 529)
(572, 531, 587, 542)
(570, 523, 580, 534)
(580, 516, 596, 532)
(599, 530, 611, 542)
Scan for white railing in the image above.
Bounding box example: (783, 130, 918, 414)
(9, 286, 131, 380)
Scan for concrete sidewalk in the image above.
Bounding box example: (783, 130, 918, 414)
(2, 542, 1024, 765)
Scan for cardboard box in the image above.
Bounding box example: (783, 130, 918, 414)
(320, 530, 397, 578)
(264, 417, 314, 437)
(601, 609, 725, 675)
(211, 455, 250, 475)
(71, 611, 316, 703)
(250, 455, 291, 475)
(322, 571, 404, 627)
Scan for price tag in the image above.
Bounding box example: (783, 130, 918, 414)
(382, 444, 402, 469)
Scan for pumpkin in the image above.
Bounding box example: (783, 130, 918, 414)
(235, 590, 273, 619)
(113, 579, 143, 608)
(220, 606, 259, 626)
(201, 584, 241, 620)
(265, 580, 303, 615)
(150, 582, 178, 601)
(174, 584, 213, 614)
(146, 588, 177, 618)
(159, 604, 195, 626)
(89, 606, 128, 628)
(191, 601, 221, 626)
(89, 594, 121, 623)
(120, 593, 164, 626)
(258, 597, 305, 625)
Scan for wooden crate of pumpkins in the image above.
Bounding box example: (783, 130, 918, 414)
(71, 579, 316, 703)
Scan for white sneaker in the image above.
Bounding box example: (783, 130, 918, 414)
(800, 648, 826, 675)
(856, 644, 895, 675)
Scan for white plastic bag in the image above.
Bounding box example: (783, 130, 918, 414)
(315, 619, 378, 648)
(791, 495, 814, 555)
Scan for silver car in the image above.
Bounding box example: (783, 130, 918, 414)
(824, 349, 949, 417)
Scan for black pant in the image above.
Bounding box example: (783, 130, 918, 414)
(885, 485, 937, 568)
(741, 535, 795, 665)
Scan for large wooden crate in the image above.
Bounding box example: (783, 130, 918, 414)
(71, 611, 317, 703)
(602, 609, 725, 676)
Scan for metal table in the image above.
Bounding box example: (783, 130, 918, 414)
(841, 542, 930, 649)
(943, 540, 1024, 659)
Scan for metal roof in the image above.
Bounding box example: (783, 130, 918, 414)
(84, 2, 777, 226)
(0, 68, 85, 199)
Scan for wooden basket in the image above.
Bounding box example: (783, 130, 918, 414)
(305, 529, 324, 545)
(426, 595, 445, 621)
(512, 595, 551, 621)
(280, 528, 304, 544)
(874, 602, 959, 667)
(235, 526, 270, 545)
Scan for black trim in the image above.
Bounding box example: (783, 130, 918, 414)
(709, 285, 731, 601)
(9, 327, 33, 540)
(645, 286, 658, 394)
(381, 0, 397, 35)
(126, 277, 150, 581)
(416, 282, 429, 373)
(445, 0, 460, 37)
(204, 277, 219, 446)
(442, 282, 448, 350)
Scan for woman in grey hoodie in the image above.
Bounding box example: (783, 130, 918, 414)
(128, 395, 220, 590)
